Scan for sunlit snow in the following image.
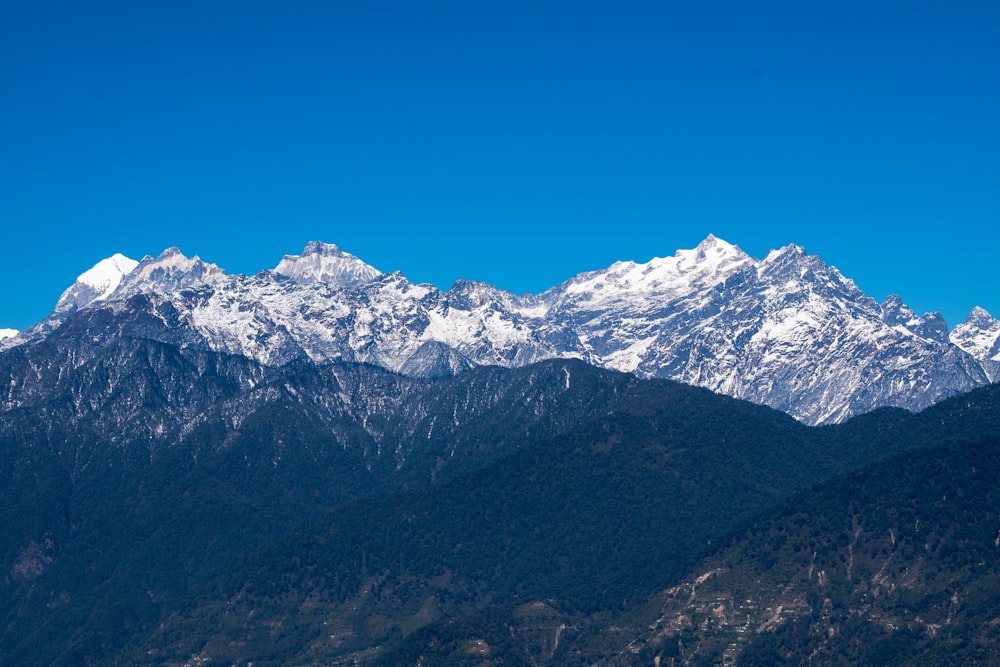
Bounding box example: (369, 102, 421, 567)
(951, 307, 1000, 362)
(9, 235, 996, 425)
(77, 253, 139, 296)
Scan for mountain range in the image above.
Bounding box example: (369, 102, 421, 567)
(2, 235, 1000, 665)
(3, 235, 998, 424)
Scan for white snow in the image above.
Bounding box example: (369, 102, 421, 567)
(0, 328, 17, 340)
(559, 235, 752, 305)
(603, 335, 660, 372)
(133, 248, 223, 281)
(15, 233, 991, 426)
(76, 253, 139, 298)
(273, 241, 381, 288)
(951, 307, 1000, 362)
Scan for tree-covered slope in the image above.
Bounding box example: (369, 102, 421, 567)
(3, 325, 997, 666)
(0, 351, 636, 666)
(127, 379, 958, 666)
(615, 382, 1000, 666)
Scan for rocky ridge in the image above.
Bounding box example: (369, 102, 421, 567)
(2, 236, 994, 424)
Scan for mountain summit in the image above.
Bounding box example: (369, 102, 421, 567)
(1, 236, 993, 424)
(273, 241, 382, 288)
(951, 306, 1000, 377)
(53, 252, 138, 315)
(551, 234, 752, 309)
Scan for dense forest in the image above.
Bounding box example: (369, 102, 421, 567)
(2, 352, 998, 665)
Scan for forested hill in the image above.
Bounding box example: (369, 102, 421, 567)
(2, 336, 998, 664)
(613, 382, 1000, 666)
(119, 383, 999, 665)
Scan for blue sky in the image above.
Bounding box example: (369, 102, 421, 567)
(1, 1, 997, 331)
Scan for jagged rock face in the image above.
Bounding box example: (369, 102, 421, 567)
(1, 236, 993, 424)
(534, 238, 991, 424)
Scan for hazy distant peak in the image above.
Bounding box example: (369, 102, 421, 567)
(274, 241, 381, 289)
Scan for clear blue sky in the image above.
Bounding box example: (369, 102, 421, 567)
(2, 1, 997, 331)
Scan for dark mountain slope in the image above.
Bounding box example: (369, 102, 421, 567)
(0, 346, 640, 667)
(129, 379, 955, 666)
(3, 307, 996, 666)
(614, 382, 1000, 666)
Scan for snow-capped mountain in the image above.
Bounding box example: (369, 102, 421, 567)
(2, 252, 139, 345)
(116, 247, 226, 297)
(54, 252, 139, 314)
(950, 306, 1000, 381)
(1, 235, 993, 424)
(273, 240, 382, 288)
(534, 236, 989, 423)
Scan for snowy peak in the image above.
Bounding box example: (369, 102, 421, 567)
(755, 243, 865, 304)
(273, 241, 381, 289)
(76, 253, 139, 296)
(556, 234, 752, 303)
(6, 235, 995, 426)
(951, 306, 1000, 363)
(54, 252, 139, 314)
(117, 247, 226, 297)
(918, 312, 949, 344)
(673, 234, 752, 278)
(763, 242, 805, 260)
(961, 306, 997, 329)
(447, 279, 520, 310)
(880, 294, 949, 343)
(759, 243, 821, 275)
(880, 293, 907, 315)
(0, 328, 17, 340)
